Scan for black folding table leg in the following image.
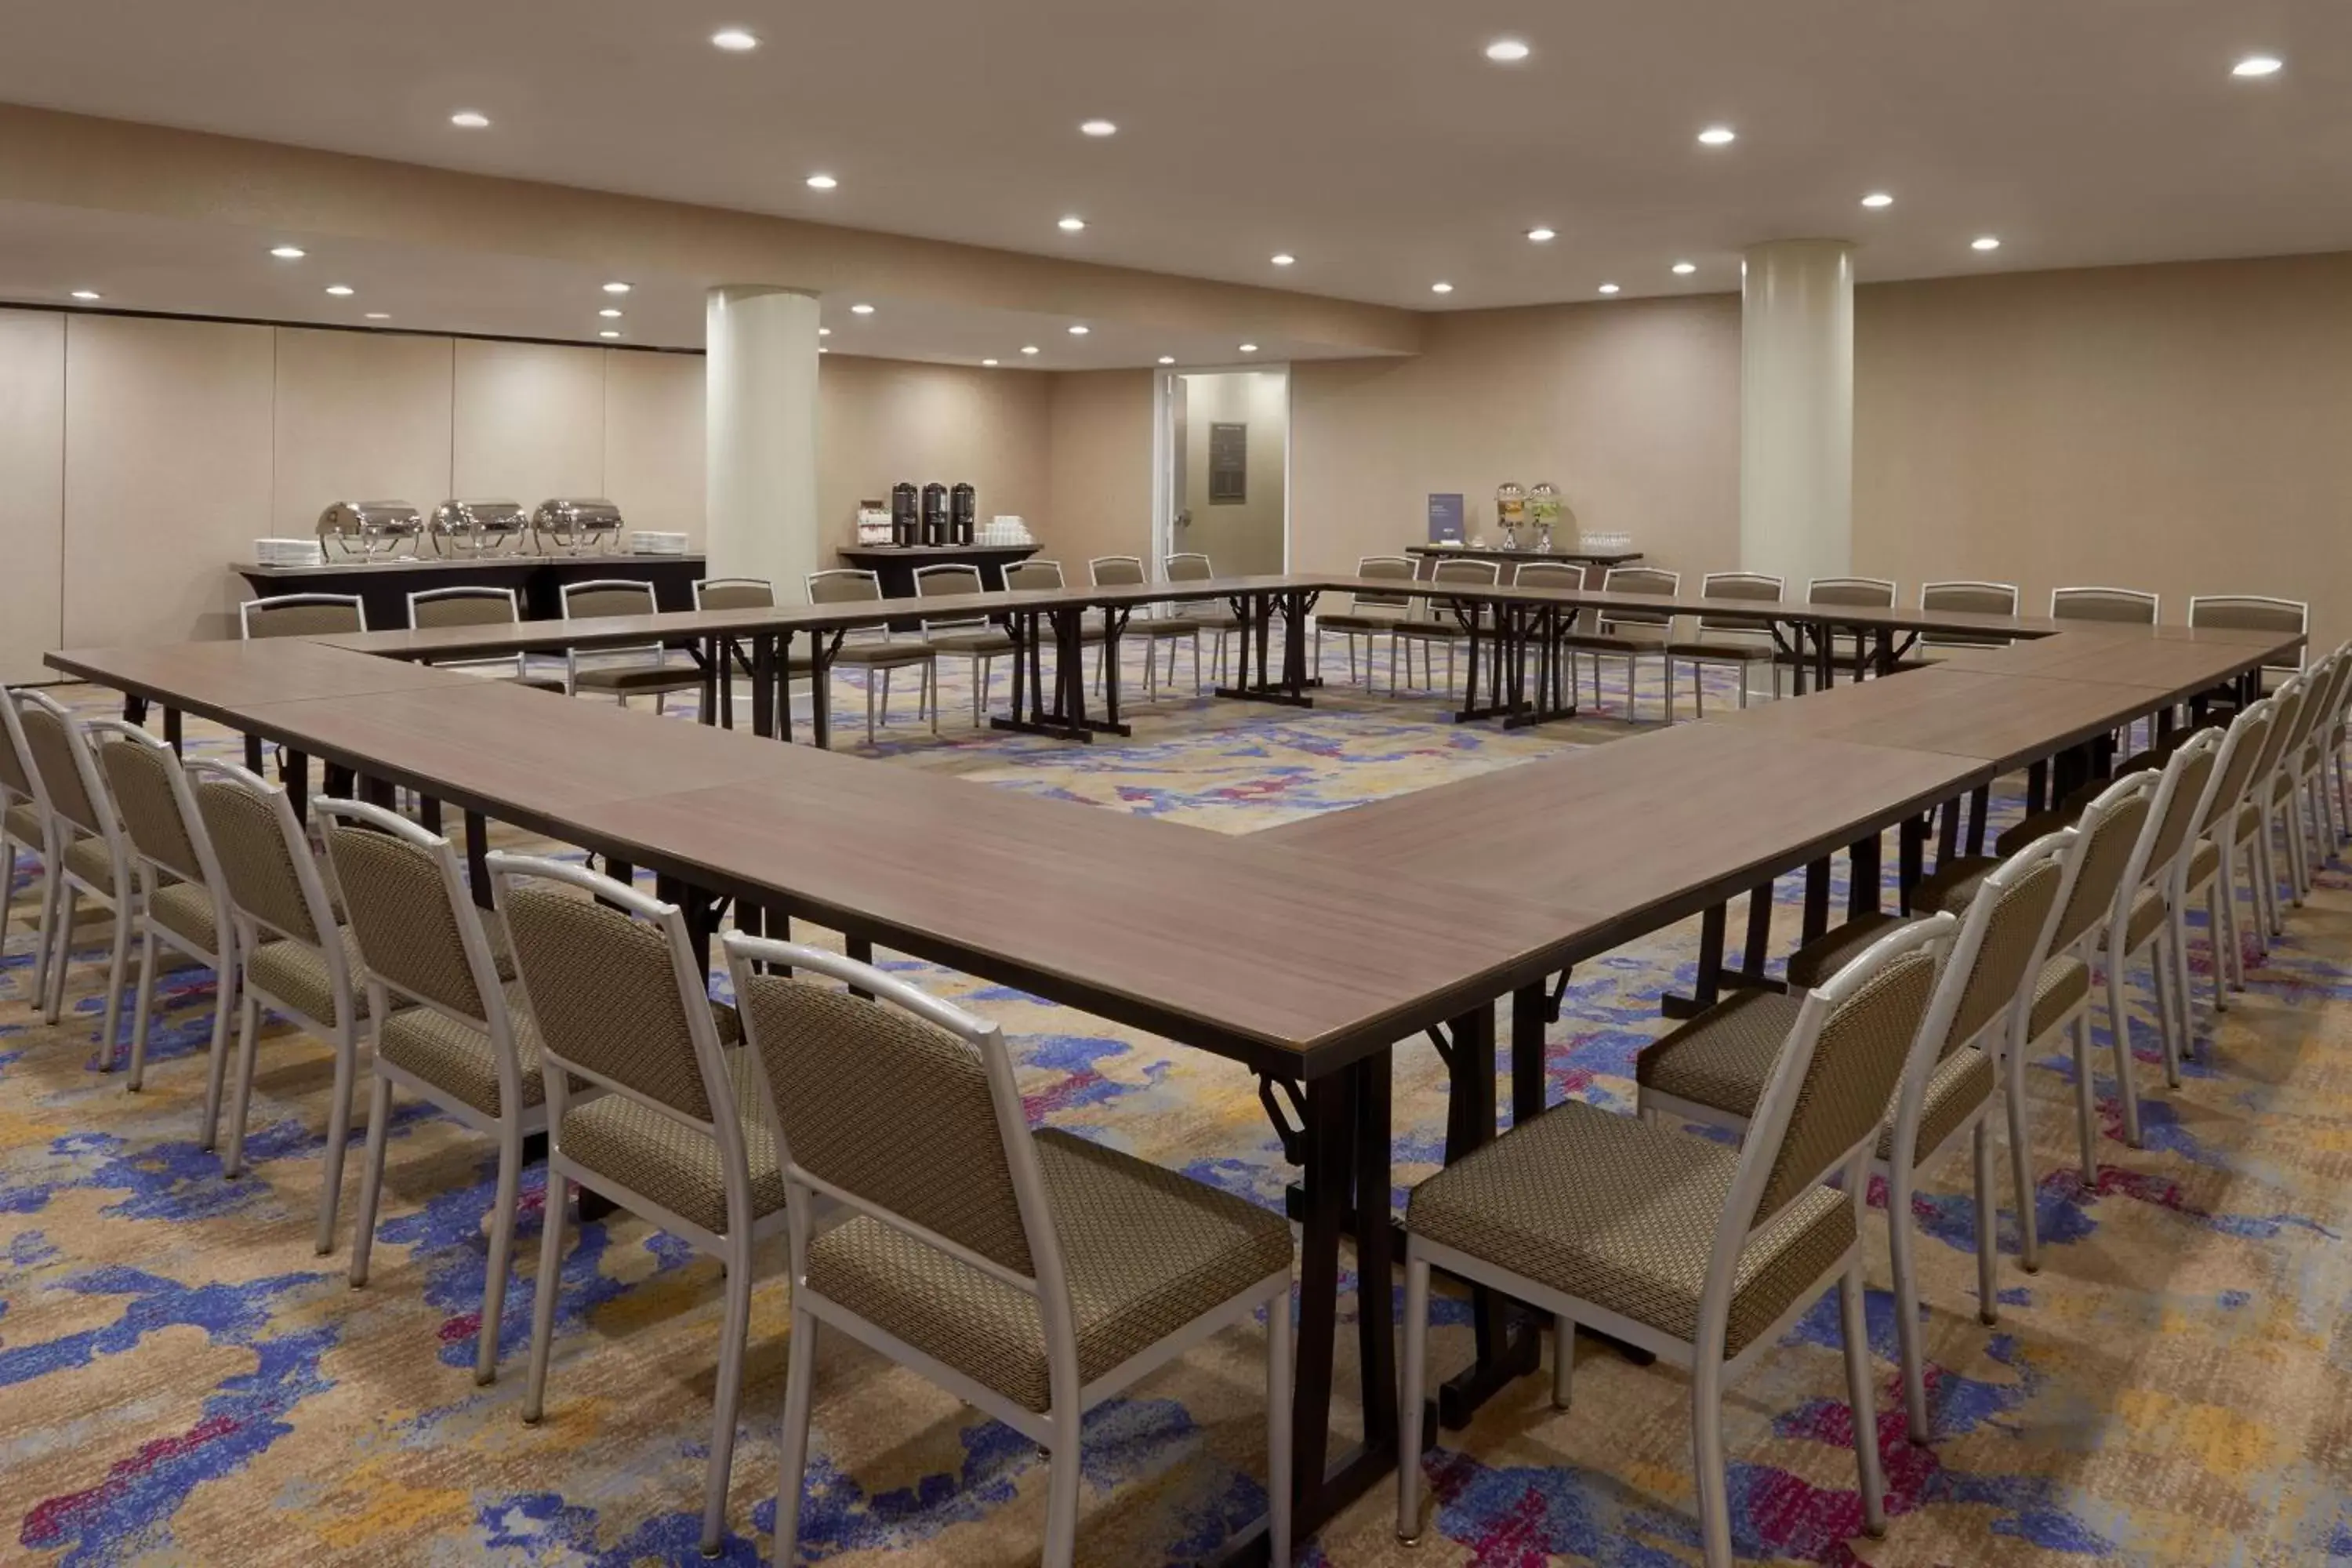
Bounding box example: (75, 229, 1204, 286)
(1510, 982, 1548, 1127)
(1899, 815, 1927, 913)
(163, 708, 183, 755)
(465, 811, 492, 909)
(751, 634, 777, 740)
(419, 795, 444, 835)
(1436, 1007, 1542, 1428)
(2027, 760, 2049, 814)
(1938, 797, 1962, 864)
(1803, 857, 1831, 942)
(1660, 901, 1729, 1018)
(1850, 830, 1883, 917)
(244, 733, 263, 772)
(1966, 783, 1991, 856)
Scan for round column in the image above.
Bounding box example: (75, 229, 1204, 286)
(1739, 239, 1854, 593)
(706, 285, 822, 597)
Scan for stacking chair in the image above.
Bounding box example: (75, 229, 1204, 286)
(492, 854, 786, 1559)
(1918, 581, 2021, 655)
(1508, 559, 1589, 703)
(1399, 917, 1952, 1566)
(559, 579, 704, 713)
(1559, 565, 1680, 720)
(1004, 560, 1108, 692)
(189, 758, 369, 1250)
(1667, 572, 1782, 714)
(240, 592, 367, 640)
(2289, 650, 2352, 863)
(1088, 555, 1201, 699)
(725, 934, 1298, 1568)
(806, 570, 938, 742)
(320, 799, 543, 1383)
(695, 577, 811, 725)
(2238, 675, 2314, 949)
(1391, 557, 1500, 697)
(87, 720, 238, 1109)
(1777, 577, 1896, 691)
(1163, 552, 1246, 683)
(1312, 554, 1415, 687)
(915, 563, 1019, 725)
(2188, 594, 2307, 689)
(408, 585, 564, 691)
(2177, 698, 2278, 1014)
(2051, 586, 2159, 625)
(16, 691, 139, 1054)
(2101, 728, 2221, 1100)
(2274, 650, 2351, 905)
(0, 690, 59, 1008)
(1642, 837, 2067, 1442)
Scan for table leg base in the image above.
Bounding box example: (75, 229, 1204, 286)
(986, 714, 1132, 742)
(1216, 684, 1317, 708)
(1213, 1439, 1403, 1568)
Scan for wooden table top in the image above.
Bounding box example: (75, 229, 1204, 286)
(1256, 722, 1987, 954)
(46, 639, 478, 721)
(1928, 628, 2299, 691)
(1706, 665, 2183, 770)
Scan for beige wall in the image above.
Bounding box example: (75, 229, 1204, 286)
(1045, 370, 1156, 572)
(0, 312, 66, 683)
(815, 358, 1052, 562)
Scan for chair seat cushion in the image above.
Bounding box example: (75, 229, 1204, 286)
(1406, 1098, 1853, 1357)
(1559, 626, 1669, 652)
(149, 880, 222, 953)
(927, 631, 1018, 655)
(1667, 638, 1775, 662)
(1128, 617, 1204, 638)
(804, 1127, 1293, 1413)
(571, 663, 704, 693)
(62, 834, 122, 895)
(1880, 1046, 1995, 1164)
(2184, 837, 2220, 889)
(1911, 855, 1999, 916)
(1635, 989, 1802, 1122)
(247, 927, 369, 1028)
(559, 1045, 782, 1236)
(505, 673, 571, 693)
(2028, 954, 2090, 1040)
(379, 982, 550, 1118)
(832, 642, 938, 669)
(2123, 884, 2166, 950)
(1784, 912, 1910, 991)
(5, 802, 39, 845)
(1316, 612, 1404, 633)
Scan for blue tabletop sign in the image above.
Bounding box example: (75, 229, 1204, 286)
(1427, 492, 1465, 544)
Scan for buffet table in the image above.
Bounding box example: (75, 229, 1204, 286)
(1408, 543, 1643, 568)
(837, 543, 1040, 598)
(232, 554, 706, 628)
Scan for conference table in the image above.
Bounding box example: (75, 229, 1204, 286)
(43, 572, 2307, 1563)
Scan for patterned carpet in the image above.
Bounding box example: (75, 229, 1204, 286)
(3, 645, 2348, 1566)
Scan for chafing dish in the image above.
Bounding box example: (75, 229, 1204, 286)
(532, 497, 625, 556)
(428, 499, 530, 557)
(316, 500, 425, 559)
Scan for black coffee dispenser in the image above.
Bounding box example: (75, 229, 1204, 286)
(920, 482, 950, 546)
(890, 482, 920, 546)
(949, 482, 976, 545)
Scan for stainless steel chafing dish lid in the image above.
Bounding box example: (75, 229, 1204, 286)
(317, 500, 424, 540)
(430, 499, 529, 533)
(532, 497, 625, 532)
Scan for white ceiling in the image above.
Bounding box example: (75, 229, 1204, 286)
(0, 0, 2346, 338)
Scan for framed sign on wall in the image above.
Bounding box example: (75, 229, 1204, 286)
(1209, 421, 1247, 504)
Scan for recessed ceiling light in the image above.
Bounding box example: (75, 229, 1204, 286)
(817, 327, 830, 337)
(1069, 325, 1090, 335)
(1484, 38, 1530, 63)
(1526, 227, 1556, 242)
(711, 27, 759, 51)
(1860, 192, 1895, 209)
(1972, 235, 2002, 251)
(982, 358, 999, 366)
(450, 111, 490, 129)
(1697, 125, 1737, 146)
(1080, 118, 1118, 137)
(1271, 253, 1296, 267)
(364, 312, 390, 321)
(805, 173, 837, 190)
(1430, 281, 1454, 294)
(2233, 55, 2283, 78)
(1671, 260, 1697, 275)
(1598, 282, 1621, 295)
(599, 330, 621, 339)
(604, 281, 631, 294)
(599, 307, 622, 318)
(270, 245, 307, 260)
(850, 303, 875, 314)
(325, 285, 355, 296)
(1238, 343, 1259, 353)
(70, 289, 100, 301)
(1020, 345, 1040, 355)
(1058, 216, 1087, 232)
(1157, 355, 1176, 365)
(818, 347, 829, 354)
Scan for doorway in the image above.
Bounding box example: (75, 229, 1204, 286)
(1157, 367, 1288, 576)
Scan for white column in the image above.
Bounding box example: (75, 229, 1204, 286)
(706, 285, 822, 597)
(1739, 239, 1854, 593)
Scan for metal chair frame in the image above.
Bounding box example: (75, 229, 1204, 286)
(914, 562, 1012, 727)
(1089, 555, 1202, 701)
(559, 578, 700, 714)
(239, 592, 369, 639)
(16, 690, 140, 1054)
(808, 568, 938, 742)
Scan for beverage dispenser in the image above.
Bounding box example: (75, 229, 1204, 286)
(949, 482, 977, 545)
(920, 482, 950, 546)
(890, 482, 920, 546)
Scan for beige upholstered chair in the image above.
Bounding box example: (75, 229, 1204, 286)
(1918, 581, 2020, 652)
(408, 585, 564, 691)
(189, 758, 367, 1250)
(1776, 576, 1897, 691)
(2177, 698, 2278, 1013)
(560, 579, 704, 713)
(1640, 835, 2068, 1442)
(725, 932, 1298, 1568)
(16, 690, 138, 1051)
(2234, 676, 2312, 953)
(1390, 556, 1500, 698)
(240, 593, 367, 639)
(806, 569, 939, 743)
(1667, 571, 1783, 714)
(694, 577, 775, 612)
(0, 689, 60, 1009)
(492, 854, 784, 1559)
(1399, 916, 1954, 1567)
(319, 798, 543, 1383)
(2288, 649, 2352, 866)
(2187, 595, 2307, 686)
(1313, 554, 1416, 687)
(1002, 561, 1109, 691)
(916, 563, 1019, 725)
(1088, 555, 1201, 700)
(87, 720, 239, 1109)
(2050, 585, 2159, 625)
(1508, 560, 1589, 707)
(2103, 728, 2222, 1102)
(2268, 650, 2349, 906)
(1163, 551, 1246, 683)
(1559, 565, 1681, 720)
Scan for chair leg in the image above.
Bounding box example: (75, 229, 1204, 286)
(1041, 1431, 1083, 1568)
(2103, 952, 2143, 1148)
(476, 1120, 524, 1384)
(2154, 929, 2184, 1089)
(224, 989, 262, 1179)
(1265, 1289, 1294, 1568)
(699, 1235, 756, 1557)
(775, 1306, 820, 1567)
(1552, 1314, 1575, 1410)
(2205, 880, 2230, 1012)
(1395, 1253, 1428, 1544)
(2002, 1025, 2042, 1272)
(928, 661, 940, 735)
(199, 957, 236, 1150)
(30, 852, 56, 1010)
(974, 658, 989, 728)
(126, 925, 159, 1088)
(97, 899, 132, 1072)
(1690, 1354, 1733, 1567)
(315, 1024, 359, 1254)
(43, 884, 78, 1023)
(2071, 1012, 2099, 1187)
(2172, 900, 2199, 1056)
(521, 1171, 569, 1424)
(1841, 1260, 1889, 1539)
(1886, 1162, 1930, 1444)
(347, 1074, 393, 1288)
(880, 666, 894, 730)
(1192, 631, 1203, 696)
(865, 674, 877, 746)
(1973, 1116, 1999, 1326)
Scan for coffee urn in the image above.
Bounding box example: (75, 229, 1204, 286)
(891, 482, 920, 546)
(920, 482, 950, 546)
(949, 482, 977, 545)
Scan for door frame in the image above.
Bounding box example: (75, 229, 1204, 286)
(1152, 363, 1290, 579)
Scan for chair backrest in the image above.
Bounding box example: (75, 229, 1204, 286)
(1599, 565, 1680, 631)
(915, 563, 989, 633)
(1163, 553, 1214, 584)
(1697, 571, 1783, 637)
(807, 568, 882, 606)
(2307, 651, 2352, 756)
(1930, 829, 2074, 1057)
(491, 855, 750, 1214)
(724, 932, 1077, 1387)
(1919, 581, 2020, 648)
(408, 586, 521, 630)
(319, 798, 508, 1040)
(0, 688, 52, 815)
(2244, 675, 2310, 793)
(1002, 559, 1066, 593)
(561, 579, 665, 666)
(1088, 555, 1147, 590)
(241, 593, 367, 639)
(87, 719, 222, 894)
(13, 688, 109, 841)
(2188, 594, 2306, 673)
(188, 758, 341, 961)
(2121, 728, 2223, 904)
(2051, 586, 2158, 625)
(1350, 554, 1417, 613)
(1806, 576, 1897, 611)
(694, 577, 775, 612)
(2190, 698, 2275, 840)
(2046, 770, 2159, 953)
(1512, 561, 1585, 594)
(1421, 557, 1503, 624)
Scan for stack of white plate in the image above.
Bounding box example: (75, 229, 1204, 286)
(628, 531, 690, 556)
(982, 516, 1034, 546)
(255, 538, 326, 568)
